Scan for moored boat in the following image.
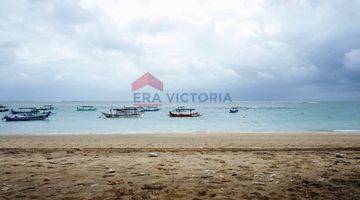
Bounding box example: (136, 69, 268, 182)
(0, 104, 9, 112)
(132, 106, 145, 113)
(229, 107, 239, 113)
(76, 106, 97, 111)
(238, 106, 250, 110)
(102, 107, 142, 118)
(2, 112, 51, 121)
(11, 107, 39, 115)
(169, 106, 201, 117)
(143, 106, 160, 112)
(37, 105, 55, 111)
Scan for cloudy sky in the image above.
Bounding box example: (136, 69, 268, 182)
(0, 0, 359, 101)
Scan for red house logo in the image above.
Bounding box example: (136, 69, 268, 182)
(132, 72, 163, 91)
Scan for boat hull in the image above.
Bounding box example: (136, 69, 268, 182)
(143, 108, 160, 112)
(77, 107, 97, 111)
(77, 109, 97, 111)
(0, 108, 9, 112)
(10, 109, 39, 115)
(37, 108, 54, 111)
(2, 112, 51, 121)
(169, 111, 200, 117)
(102, 112, 140, 118)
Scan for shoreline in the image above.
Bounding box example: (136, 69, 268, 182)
(1, 129, 359, 136)
(1, 131, 360, 149)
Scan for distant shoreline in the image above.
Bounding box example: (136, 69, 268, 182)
(1, 130, 360, 135)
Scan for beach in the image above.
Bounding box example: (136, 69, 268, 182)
(1, 132, 360, 199)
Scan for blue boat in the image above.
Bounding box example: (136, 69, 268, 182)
(2, 112, 51, 121)
(229, 107, 239, 113)
(11, 107, 39, 115)
(76, 106, 97, 111)
(143, 106, 160, 112)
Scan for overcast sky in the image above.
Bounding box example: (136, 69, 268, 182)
(0, 0, 359, 101)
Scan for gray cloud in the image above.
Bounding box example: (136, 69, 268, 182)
(0, 0, 359, 101)
(344, 49, 360, 72)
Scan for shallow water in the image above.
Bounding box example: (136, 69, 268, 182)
(0, 101, 359, 134)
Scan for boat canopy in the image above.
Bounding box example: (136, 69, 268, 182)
(114, 107, 140, 111)
(102, 106, 142, 118)
(174, 107, 196, 112)
(43, 104, 54, 107)
(18, 107, 38, 110)
(124, 106, 142, 110)
(145, 106, 158, 108)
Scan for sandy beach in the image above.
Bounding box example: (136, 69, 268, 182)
(1, 132, 360, 199)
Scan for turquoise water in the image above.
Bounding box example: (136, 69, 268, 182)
(0, 101, 359, 134)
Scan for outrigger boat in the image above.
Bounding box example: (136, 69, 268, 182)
(37, 105, 55, 111)
(102, 107, 142, 118)
(11, 107, 39, 115)
(169, 106, 201, 117)
(76, 106, 97, 111)
(238, 106, 250, 110)
(142, 106, 160, 112)
(134, 106, 145, 113)
(0, 104, 9, 112)
(229, 107, 239, 113)
(2, 112, 51, 122)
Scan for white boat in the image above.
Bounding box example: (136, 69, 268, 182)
(102, 107, 142, 118)
(38, 105, 55, 111)
(169, 106, 201, 117)
(0, 104, 9, 112)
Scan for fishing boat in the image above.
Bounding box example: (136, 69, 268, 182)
(0, 104, 9, 112)
(133, 106, 145, 113)
(10, 107, 39, 115)
(143, 106, 160, 112)
(229, 107, 239, 113)
(169, 106, 201, 117)
(238, 106, 250, 110)
(76, 106, 97, 111)
(37, 105, 55, 111)
(2, 112, 51, 122)
(102, 107, 142, 118)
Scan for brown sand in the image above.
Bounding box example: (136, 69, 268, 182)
(0, 132, 360, 199)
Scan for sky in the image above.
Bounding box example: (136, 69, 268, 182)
(0, 0, 359, 101)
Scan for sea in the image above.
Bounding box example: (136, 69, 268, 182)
(0, 101, 359, 134)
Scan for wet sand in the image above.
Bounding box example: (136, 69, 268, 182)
(0, 132, 360, 199)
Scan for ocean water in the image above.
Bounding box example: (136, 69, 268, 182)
(0, 101, 359, 134)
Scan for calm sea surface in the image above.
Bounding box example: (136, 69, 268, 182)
(0, 101, 359, 134)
